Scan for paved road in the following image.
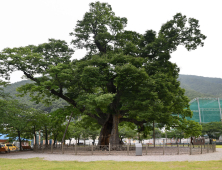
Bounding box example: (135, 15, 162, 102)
(1, 149, 222, 162)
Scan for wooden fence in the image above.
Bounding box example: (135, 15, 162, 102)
(33, 143, 216, 155)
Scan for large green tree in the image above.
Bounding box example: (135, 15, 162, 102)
(68, 115, 101, 145)
(0, 2, 206, 146)
(201, 122, 222, 139)
(0, 100, 36, 150)
(118, 122, 137, 143)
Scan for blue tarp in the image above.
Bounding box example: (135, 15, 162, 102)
(0, 133, 9, 140)
(0, 134, 31, 141)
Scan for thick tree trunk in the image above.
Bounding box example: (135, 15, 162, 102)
(98, 114, 120, 146)
(109, 114, 120, 146)
(33, 126, 37, 145)
(45, 126, 48, 146)
(153, 121, 155, 148)
(62, 112, 73, 144)
(98, 114, 113, 145)
(18, 130, 22, 151)
(53, 136, 57, 146)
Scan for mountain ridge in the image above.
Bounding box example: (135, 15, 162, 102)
(178, 74, 222, 99)
(3, 74, 222, 111)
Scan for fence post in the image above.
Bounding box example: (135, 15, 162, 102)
(42, 144, 44, 153)
(109, 143, 110, 155)
(51, 142, 53, 154)
(190, 143, 192, 155)
(207, 143, 209, 153)
(62, 143, 64, 154)
(91, 144, 93, 155)
(215, 143, 216, 152)
(163, 139, 165, 155)
(177, 143, 179, 155)
(146, 144, 148, 155)
(75, 144, 77, 155)
(201, 144, 202, 154)
(127, 143, 129, 155)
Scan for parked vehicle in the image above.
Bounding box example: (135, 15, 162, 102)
(0, 144, 10, 153)
(0, 143, 18, 152)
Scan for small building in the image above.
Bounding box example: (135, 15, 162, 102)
(0, 134, 9, 143)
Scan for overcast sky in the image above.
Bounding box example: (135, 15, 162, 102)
(1, 0, 221, 83)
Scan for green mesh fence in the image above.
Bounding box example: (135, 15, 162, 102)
(187, 98, 222, 123)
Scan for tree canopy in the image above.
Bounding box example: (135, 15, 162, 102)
(201, 122, 222, 139)
(0, 99, 38, 150)
(0, 1, 206, 145)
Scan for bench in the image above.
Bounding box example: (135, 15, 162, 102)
(0, 148, 7, 153)
(22, 146, 32, 150)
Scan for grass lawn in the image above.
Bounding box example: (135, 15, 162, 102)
(0, 158, 222, 170)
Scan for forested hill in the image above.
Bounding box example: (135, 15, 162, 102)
(3, 74, 222, 111)
(178, 74, 222, 99)
(3, 79, 68, 113)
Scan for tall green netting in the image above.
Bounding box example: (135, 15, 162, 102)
(187, 98, 222, 123)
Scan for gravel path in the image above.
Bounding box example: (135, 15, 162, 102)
(1, 149, 222, 162)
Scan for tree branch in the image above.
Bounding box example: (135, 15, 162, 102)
(23, 71, 77, 106)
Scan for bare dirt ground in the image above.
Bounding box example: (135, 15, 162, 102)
(0, 148, 222, 162)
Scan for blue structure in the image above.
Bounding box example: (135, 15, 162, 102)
(187, 98, 222, 123)
(0, 134, 9, 140)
